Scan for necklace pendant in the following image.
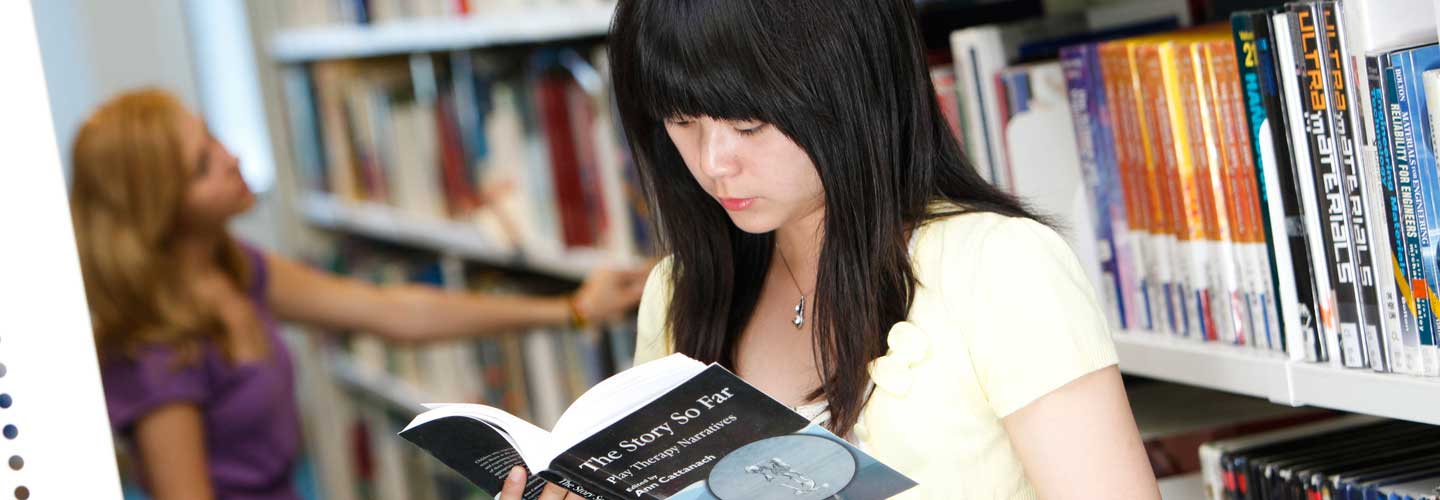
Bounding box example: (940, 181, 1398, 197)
(792, 295, 806, 329)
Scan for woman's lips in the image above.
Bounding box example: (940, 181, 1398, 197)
(719, 197, 755, 211)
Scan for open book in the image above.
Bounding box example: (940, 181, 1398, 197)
(399, 353, 916, 499)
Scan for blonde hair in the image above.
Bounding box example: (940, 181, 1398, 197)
(70, 88, 251, 360)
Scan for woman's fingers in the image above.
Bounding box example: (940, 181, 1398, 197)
(497, 466, 580, 500)
(498, 466, 527, 500)
(537, 483, 575, 500)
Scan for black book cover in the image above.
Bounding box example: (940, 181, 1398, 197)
(401, 363, 916, 499)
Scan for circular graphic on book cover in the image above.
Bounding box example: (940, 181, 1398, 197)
(705, 434, 856, 499)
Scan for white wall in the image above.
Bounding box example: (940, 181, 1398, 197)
(29, 0, 283, 249)
(30, 0, 200, 175)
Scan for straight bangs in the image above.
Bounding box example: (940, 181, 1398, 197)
(613, 0, 817, 127)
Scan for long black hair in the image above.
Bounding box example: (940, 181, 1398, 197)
(609, 0, 1038, 437)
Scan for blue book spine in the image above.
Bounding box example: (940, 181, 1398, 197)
(1063, 44, 1136, 331)
(1391, 46, 1440, 375)
(1373, 54, 1430, 375)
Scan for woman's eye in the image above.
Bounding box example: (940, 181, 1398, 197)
(736, 123, 766, 136)
(665, 117, 694, 126)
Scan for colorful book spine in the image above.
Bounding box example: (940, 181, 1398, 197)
(1391, 45, 1440, 376)
(1210, 38, 1280, 349)
(1201, 39, 1261, 347)
(1101, 40, 1158, 333)
(1367, 53, 1427, 376)
(1316, 1, 1389, 371)
(1062, 44, 1131, 330)
(1130, 41, 1180, 336)
(1138, 42, 1190, 338)
(1163, 39, 1224, 343)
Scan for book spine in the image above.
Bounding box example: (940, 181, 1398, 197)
(1102, 41, 1156, 332)
(1394, 49, 1440, 377)
(1369, 54, 1427, 376)
(1209, 39, 1267, 348)
(1165, 40, 1225, 343)
(281, 66, 330, 193)
(1139, 42, 1190, 338)
(1062, 45, 1128, 330)
(1130, 41, 1180, 336)
(1318, 1, 1390, 371)
(1195, 41, 1245, 346)
(1272, 10, 1334, 362)
(1414, 65, 1440, 376)
(1283, 6, 1362, 365)
(1233, 11, 1297, 354)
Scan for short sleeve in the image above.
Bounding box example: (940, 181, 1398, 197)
(633, 257, 675, 366)
(100, 347, 209, 433)
(950, 216, 1118, 418)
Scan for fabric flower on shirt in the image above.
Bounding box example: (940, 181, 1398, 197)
(867, 321, 931, 397)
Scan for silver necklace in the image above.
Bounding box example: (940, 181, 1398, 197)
(777, 251, 808, 330)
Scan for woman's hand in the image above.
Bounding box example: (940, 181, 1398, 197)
(499, 466, 585, 500)
(571, 266, 650, 323)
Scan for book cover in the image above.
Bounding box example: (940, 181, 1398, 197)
(400, 355, 916, 499)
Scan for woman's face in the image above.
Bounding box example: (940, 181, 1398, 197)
(177, 111, 254, 230)
(663, 116, 824, 234)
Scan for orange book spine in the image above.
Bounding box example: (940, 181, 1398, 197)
(1138, 41, 1187, 336)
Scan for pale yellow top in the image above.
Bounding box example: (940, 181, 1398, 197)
(633, 210, 1119, 499)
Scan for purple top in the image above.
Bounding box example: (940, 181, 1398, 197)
(101, 244, 301, 500)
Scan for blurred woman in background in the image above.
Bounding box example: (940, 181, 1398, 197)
(69, 88, 647, 500)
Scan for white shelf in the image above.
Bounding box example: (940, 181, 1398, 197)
(1113, 332, 1289, 400)
(299, 193, 625, 281)
(329, 353, 431, 414)
(271, 4, 615, 62)
(1288, 362, 1440, 427)
(1113, 331, 1440, 426)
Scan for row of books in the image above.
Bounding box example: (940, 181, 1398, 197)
(283, 0, 611, 28)
(283, 45, 652, 261)
(1200, 415, 1440, 499)
(951, 0, 1440, 376)
(327, 244, 637, 428)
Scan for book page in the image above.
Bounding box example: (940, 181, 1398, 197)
(545, 353, 708, 459)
